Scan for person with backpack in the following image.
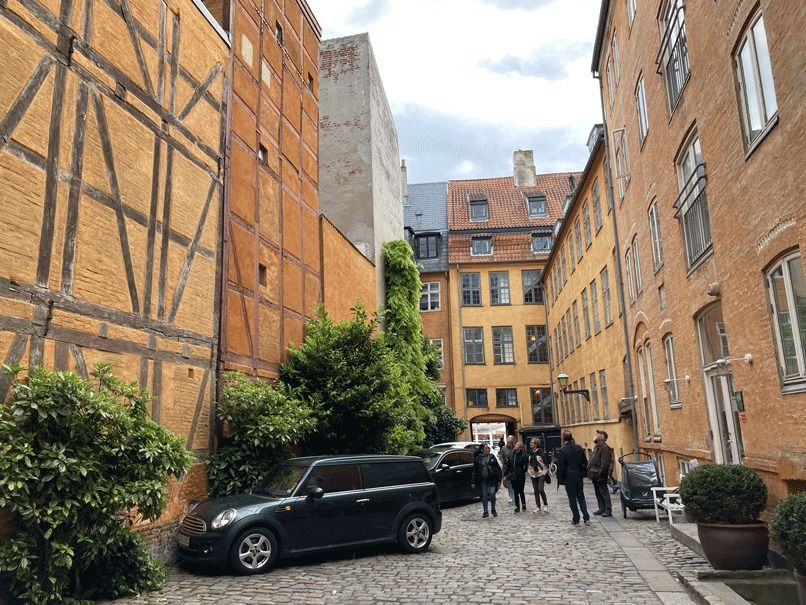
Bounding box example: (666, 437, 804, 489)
(556, 430, 590, 526)
(527, 437, 549, 513)
(588, 429, 614, 517)
(504, 441, 529, 513)
(472, 443, 501, 518)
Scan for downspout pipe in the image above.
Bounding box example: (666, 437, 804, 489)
(594, 78, 640, 454)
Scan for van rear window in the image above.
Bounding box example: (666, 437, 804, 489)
(360, 462, 430, 489)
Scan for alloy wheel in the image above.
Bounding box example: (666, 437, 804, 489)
(405, 517, 430, 549)
(238, 533, 272, 570)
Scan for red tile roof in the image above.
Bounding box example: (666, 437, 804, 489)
(449, 233, 551, 264)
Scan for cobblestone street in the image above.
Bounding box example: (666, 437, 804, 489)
(103, 485, 709, 604)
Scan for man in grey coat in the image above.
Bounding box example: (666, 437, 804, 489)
(498, 435, 515, 504)
(588, 429, 614, 517)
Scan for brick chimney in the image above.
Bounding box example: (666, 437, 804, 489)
(400, 159, 408, 205)
(513, 150, 537, 187)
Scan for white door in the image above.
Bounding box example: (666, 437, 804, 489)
(704, 371, 744, 464)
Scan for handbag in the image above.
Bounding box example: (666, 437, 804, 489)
(545, 472, 551, 485)
(502, 476, 510, 488)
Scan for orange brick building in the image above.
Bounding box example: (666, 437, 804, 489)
(592, 0, 806, 500)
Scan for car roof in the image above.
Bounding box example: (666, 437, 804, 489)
(286, 455, 424, 466)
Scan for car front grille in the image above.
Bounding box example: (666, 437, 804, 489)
(181, 515, 207, 534)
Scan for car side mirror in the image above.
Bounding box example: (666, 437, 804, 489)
(307, 487, 324, 501)
(440, 463, 450, 471)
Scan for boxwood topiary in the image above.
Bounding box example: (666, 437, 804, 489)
(769, 491, 806, 573)
(679, 464, 767, 524)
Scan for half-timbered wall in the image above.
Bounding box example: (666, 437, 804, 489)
(220, 0, 320, 380)
(0, 0, 229, 529)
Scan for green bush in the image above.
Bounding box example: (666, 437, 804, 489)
(207, 373, 316, 496)
(0, 364, 193, 604)
(769, 491, 806, 573)
(679, 464, 767, 524)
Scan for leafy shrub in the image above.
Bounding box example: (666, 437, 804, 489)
(0, 364, 193, 604)
(207, 373, 316, 496)
(679, 464, 767, 524)
(769, 491, 806, 573)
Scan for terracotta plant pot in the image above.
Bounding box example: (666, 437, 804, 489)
(697, 522, 768, 570)
(796, 569, 806, 605)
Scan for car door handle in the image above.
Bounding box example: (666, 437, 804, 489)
(355, 498, 370, 503)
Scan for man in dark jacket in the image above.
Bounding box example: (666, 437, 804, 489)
(556, 430, 590, 526)
(588, 429, 614, 517)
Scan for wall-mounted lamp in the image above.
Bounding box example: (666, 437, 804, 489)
(557, 371, 590, 402)
(715, 353, 753, 366)
(663, 375, 690, 386)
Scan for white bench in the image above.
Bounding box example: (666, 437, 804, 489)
(652, 486, 686, 526)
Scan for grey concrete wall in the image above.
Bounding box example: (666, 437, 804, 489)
(319, 33, 402, 312)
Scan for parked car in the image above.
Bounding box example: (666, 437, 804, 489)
(175, 455, 442, 574)
(412, 448, 500, 503)
(429, 441, 485, 452)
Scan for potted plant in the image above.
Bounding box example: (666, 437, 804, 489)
(679, 464, 768, 570)
(769, 492, 806, 605)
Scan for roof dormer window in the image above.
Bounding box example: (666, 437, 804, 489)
(471, 236, 492, 256)
(468, 195, 489, 221)
(526, 195, 547, 218)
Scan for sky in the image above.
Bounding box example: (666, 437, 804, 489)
(306, 0, 604, 184)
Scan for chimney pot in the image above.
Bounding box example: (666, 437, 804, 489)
(513, 150, 537, 188)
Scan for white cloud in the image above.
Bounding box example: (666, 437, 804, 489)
(308, 0, 604, 181)
(454, 160, 476, 175)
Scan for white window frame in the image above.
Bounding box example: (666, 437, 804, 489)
(574, 218, 583, 260)
(489, 271, 510, 305)
(527, 195, 548, 218)
(492, 326, 515, 364)
(581, 288, 591, 338)
(601, 266, 613, 325)
(735, 11, 778, 148)
(766, 252, 806, 384)
(532, 234, 552, 253)
(607, 62, 615, 108)
(675, 133, 711, 269)
(420, 282, 440, 312)
(615, 129, 630, 201)
(582, 201, 592, 247)
(592, 180, 603, 231)
(658, 0, 690, 113)
(625, 248, 635, 302)
(590, 279, 601, 333)
(470, 237, 492, 256)
(612, 32, 620, 84)
(431, 338, 444, 369)
(469, 199, 489, 222)
(461, 272, 481, 306)
(627, 0, 636, 27)
(663, 334, 681, 407)
(572, 301, 581, 348)
(590, 371, 599, 420)
(599, 369, 609, 419)
(463, 327, 485, 364)
(648, 200, 664, 270)
(646, 342, 661, 435)
(636, 76, 649, 143)
(632, 238, 643, 295)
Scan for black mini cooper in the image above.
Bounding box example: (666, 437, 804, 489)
(176, 455, 442, 574)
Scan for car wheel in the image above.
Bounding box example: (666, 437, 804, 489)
(398, 514, 433, 554)
(229, 527, 278, 575)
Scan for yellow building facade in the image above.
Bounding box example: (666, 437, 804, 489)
(543, 128, 634, 471)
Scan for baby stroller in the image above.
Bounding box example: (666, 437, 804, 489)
(618, 452, 662, 518)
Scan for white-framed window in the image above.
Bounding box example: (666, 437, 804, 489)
(612, 32, 620, 83)
(461, 272, 481, 306)
(607, 62, 615, 107)
(580, 376, 589, 421)
(656, 452, 667, 485)
(560, 248, 568, 285)
(592, 179, 603, 231)
(463, 327, 485, 364)
(492, 326, 515, 364)
(625, 248, 635, 303)
(469, 198, 488, 221)
(767, 252, 806, 385)
(532, 234, 552, 253)
(572, 301, 581, 348)
(590, 279, 601, 333)
(658, 0, 690, 112)
(615, 129, 630, 201)
(522, 269, 543, 304)
(590, 371, 599, 420)
(675, 133, 711, 268)
(648, 200, 664, 270)
(636, 75, 649, 143)
(526, 325, 548, 363)
(582, 201, 592, 247)
(581, 288, 591, 338)
(565, 310, 575, 351)
(601, 266, 612, 325)
(638, 343, 661, 436)
(637, 346, 651, 436)
(489, 271, 510, 305)
(527, 195, 548, 217)
(431, 338, 444, 369)
(663, 334, 681, 406)
(420, 282, 440, 311)
(735, 12, 777, 147)
(568, 236, 576, 273)
(632, 238, 643, 295)
(471, 237, 492, 256)
(574, 218, 583, 260)
(627, 0, 636, 27)
(599, 369, 609, 420)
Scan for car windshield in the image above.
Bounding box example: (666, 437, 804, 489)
(253, 463, 309, 497)
(410, 450, 442, 468)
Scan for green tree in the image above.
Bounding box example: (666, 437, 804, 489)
(0, 364, 193, 604)
(383, 240, 466, 445)
(206, 374, 317, 496)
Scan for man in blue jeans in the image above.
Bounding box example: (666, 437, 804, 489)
(473, 443, 502, 518)
(556, 430, 590, 526)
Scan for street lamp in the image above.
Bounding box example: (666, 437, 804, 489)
(556, 371, 590, 402)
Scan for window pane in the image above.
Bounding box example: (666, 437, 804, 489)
(787, 257, 806, 366)
(739, 40, 764, 133)
(752, 17, 777, 119)
(522, 270, 543, 304)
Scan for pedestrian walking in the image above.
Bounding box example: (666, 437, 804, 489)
(556, 430, 590, 526)
(472, 443, 501, 518)
(588, 429, 614, 517)
(498, 435, 516, 504)
(505, 441, 529, 513)
(527, 437, 549, 513)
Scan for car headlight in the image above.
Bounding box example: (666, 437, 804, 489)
(211, 508, 237, 529)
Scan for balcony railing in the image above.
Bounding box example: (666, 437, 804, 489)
(674, 166, 711, 269)
(656, 3, 691, 111)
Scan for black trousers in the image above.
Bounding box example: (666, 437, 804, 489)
(511, 477, 526, 509)
(564, 478, 589, 523)
(592, 478, 612, 514)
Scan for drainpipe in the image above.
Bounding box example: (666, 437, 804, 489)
(595, 81, 639, 454)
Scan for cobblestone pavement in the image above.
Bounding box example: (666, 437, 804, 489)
(103, 485, 708, 605)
